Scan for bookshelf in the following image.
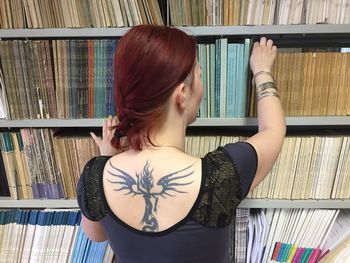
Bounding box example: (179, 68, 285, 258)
(0, 24, 349, 208)
(0, 3, 349, 261)
(0, 116, 349, 128)
(1, 198, 350, 209)
(1, 24, 350, 38)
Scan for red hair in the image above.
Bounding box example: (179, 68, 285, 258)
(113, 25, 197, 150)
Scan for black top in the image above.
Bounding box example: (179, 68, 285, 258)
(77, 142, 257, 263)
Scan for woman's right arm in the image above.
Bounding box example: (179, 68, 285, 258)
(246, 37, 286, 191)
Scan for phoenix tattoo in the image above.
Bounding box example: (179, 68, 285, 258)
(106, 161, 194, 232)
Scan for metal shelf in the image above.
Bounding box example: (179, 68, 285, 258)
(0, 24, 349, 39)
(0, 116, 349, 128)
(0, 198, 79, 208)
(1, 198, 350, 209)
(239, 199, 350, 209)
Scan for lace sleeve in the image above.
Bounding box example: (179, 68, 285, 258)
(191, 147, 242, 228)
(76, 156, 111, 221)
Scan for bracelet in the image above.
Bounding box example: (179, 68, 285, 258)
(257, 90, 280, 101)
(256, 81, 278, 93)
(253, 71, 274, 83)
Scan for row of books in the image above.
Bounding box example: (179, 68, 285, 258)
(0, 0, 164, 29)
(3, 0, 349, 29)
(186, 135, 350, 200)
(236, 208, 350, 263)
(248, 136, 350, 200)
(0, 129, 98, 199)
(250, 51, 350, 117)
(169, 0, 350, 26)
(1, 39, 349, 120)
(0, 209, 114, 262)
(197, 39, 251, 118)
(0, 40, 117, 119)
(1, 132, 350, 200)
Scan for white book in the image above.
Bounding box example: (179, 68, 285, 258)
(40, 221, 53, 263)
(246, 213, 254, 263)
(268, 0, 277, 24)
(285, 137, 302, 199)
(322, 210, 350, 254)
(21, 222, 36, 262)
(313, 137, 330, 198)
(59, 223, 79, 262)
(262, 209, 282, 263)
(3, 220, 12, 261)
(0, 69, 8, 119)
(103, 244, 114, 263)
(29, 217, 44, 262)
(11, 218, 22, 261)
(297, 209, 316, 248)
(309, 137, 325, 198)
(332, 137, 349, 198)
(67, 225, 80, 262)
(122, 0, 134, 26)
(129, 0, 141, 25)
(110, 0, 125, 26)
(309, 210, 336, 248)
(302, 210, 323, 248)
(254, 0, 263, 25)
(250, 213, 259, 262)
(290, 209, 309, 246)
(257, 210, 267, 262)
(285, 209, 302, 245)
(319, 210, 340, 249)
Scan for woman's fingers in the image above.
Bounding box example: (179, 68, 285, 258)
(90, 132, 101, 146)
(267, 39, 273, 48)
(112, 116, 118, 127)
(260, 37, 267, 46)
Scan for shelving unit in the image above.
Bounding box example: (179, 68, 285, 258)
(1, 198, 350, 209)
(0, 116, 349, 128)
(1, 24, 350, 38)
(0, 24, 349, 209)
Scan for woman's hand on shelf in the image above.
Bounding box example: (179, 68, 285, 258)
(250, 37, 277, 76)
(90, 116, 125, 156)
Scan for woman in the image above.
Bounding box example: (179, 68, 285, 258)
(77, 25, 285, 263)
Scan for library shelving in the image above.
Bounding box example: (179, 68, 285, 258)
(0, 24, 349, 207)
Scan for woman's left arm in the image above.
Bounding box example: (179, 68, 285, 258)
(80, 116, 126, 242)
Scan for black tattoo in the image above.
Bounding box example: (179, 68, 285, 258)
(107, 161, 194, 232)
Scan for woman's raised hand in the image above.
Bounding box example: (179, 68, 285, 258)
(90, 116, 125, 156)
(249, 37, 277, 75)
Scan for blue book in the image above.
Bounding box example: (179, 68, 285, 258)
(28, 210, 39, 225)
(111, 40, 117, 115)
(219, 38, 228, 117)
(0, 211, 5, 224)
(226, 43, 238, 117)
(277, 243, 286, 261)
(235, 44, 245, 117)
(71, 226, 82, 262)
(198, 44, 208, 118)
(209, 43, 216, 118)
(214, 39, 221, 118)
(80, 235, 92, 262)
(242, 39, 251, 117)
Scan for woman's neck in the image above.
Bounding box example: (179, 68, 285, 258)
(143, 115, 187, 152)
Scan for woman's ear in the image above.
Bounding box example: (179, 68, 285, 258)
(175, 83, 186, 111)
